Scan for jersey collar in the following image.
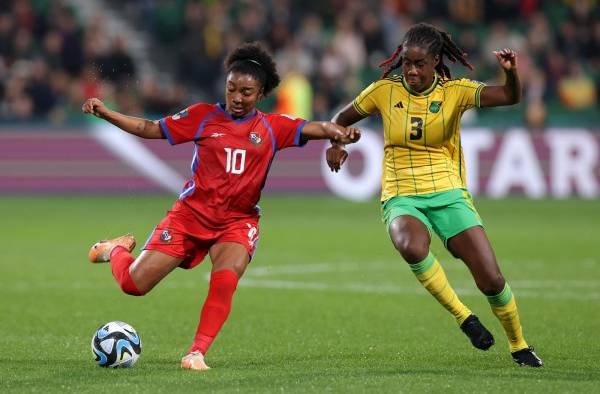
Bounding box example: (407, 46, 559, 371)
(401, 74, 439, 97)
(217, 103, 258, 123)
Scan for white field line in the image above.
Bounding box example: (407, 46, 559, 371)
(238, 278, 600, 301)
(247, 263, 600, 288)
(226, 261, 600, 301)
(5, 277, 598, 301)
(247, 261, 396, 276)
(3, 261, 598, 301)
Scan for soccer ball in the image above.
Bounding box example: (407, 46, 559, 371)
(91, 321, 142, 368)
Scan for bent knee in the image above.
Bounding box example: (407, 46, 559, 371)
(477, 274, 505, 296)
(121, 286, 146, 296)
(121, 286, 149, 297)
(119, 274, 148, 296)
(389, 217, 430, 264)
(391, 237, 429, 264)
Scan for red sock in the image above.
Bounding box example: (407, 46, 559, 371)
(110, 246, 143, 296)
(190, 269, 239, 355)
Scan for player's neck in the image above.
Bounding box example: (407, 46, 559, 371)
(217, 103, 257, 122)
(402, 74, 439, 96)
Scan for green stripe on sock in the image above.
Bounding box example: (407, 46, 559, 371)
(409, 252, 435, 275)
(487, 283, 513, 307)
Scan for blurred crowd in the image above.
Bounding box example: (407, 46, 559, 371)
(1, 0, 599, 127)
(0, 0, 186, 123)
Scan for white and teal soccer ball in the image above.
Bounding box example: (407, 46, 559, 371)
(91, 321, 142, 368)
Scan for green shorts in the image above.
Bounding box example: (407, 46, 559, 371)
(381, 188, 483, 245)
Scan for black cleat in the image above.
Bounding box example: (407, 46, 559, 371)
(460, 315, 495, 351)
(512, 346, 543, 367)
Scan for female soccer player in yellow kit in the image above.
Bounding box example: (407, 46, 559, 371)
(327, 23, 542, 367)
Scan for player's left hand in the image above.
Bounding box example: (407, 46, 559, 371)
(326, 144, 348, 172)
(493, 48, 517, 71)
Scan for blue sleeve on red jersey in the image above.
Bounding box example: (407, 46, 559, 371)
(267, 114, 308, 150)
(160, 103, 212, 145)
(159, 119, 175, 144)
(294, 120, 308, 147)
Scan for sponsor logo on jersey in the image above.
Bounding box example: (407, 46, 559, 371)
(210, 132, 226, 138)
(249, 132, 262, 145)
(394, 101, 404, 109)
(160, 229, 173, 242)
(429, 101, 442, 113)
(172, 108, 189, 120)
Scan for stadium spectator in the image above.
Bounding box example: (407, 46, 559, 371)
(558, 63, 597, 109)
(95, 36, 136, 83)
(27, 58, 56, 116)
(139, 76, 186, 116)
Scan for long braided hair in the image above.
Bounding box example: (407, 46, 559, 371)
(379, 23, 474, 79)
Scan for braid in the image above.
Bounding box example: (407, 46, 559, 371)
(379, 45, 403, 79)
(438, 30, 474, 75)
(379, 23, 474, 79)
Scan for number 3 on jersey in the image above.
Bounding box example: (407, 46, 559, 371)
(224, 148, 246, 174)
(410, 116, 423, 140)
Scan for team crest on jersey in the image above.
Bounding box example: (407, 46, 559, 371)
(249, 132, 262, 145)
(160, 229, 173, 242)
(429, 101, 442, 113)
(172, 108, 189, 120)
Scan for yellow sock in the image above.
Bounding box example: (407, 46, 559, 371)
(487, 284, 528, 352)
(410, 252, 472, 325)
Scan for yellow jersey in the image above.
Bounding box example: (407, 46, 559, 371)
(352, 74, 484, 200)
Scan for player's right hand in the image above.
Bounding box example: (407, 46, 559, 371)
(82, 98, 108, 118)
(326, 144, 349, 173)
(344, 127, 361, 143)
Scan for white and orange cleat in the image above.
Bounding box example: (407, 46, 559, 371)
(88, 234, 136, 263)
(181, 351, 210, 371)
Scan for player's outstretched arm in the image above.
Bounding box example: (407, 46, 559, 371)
(82, 98, 163, 139)
(301, 121, 361, 144)
(479, 48, 522, 108)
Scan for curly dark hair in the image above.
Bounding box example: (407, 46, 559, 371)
(379, 22, 474, 79)
(224, 42, 281, 97)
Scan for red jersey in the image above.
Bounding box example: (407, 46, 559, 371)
(159, 103, 307, 229)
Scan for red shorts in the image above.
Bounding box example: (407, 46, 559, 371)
(142, 208, 260, 269)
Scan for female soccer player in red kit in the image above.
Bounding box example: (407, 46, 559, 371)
(82, 42, 360, 371)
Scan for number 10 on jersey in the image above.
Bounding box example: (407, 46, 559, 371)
(224, 148, 246, 174)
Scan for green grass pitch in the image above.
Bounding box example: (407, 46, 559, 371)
(1, 195, 599, 393)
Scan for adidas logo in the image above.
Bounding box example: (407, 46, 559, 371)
(394, 101, 404, 109)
